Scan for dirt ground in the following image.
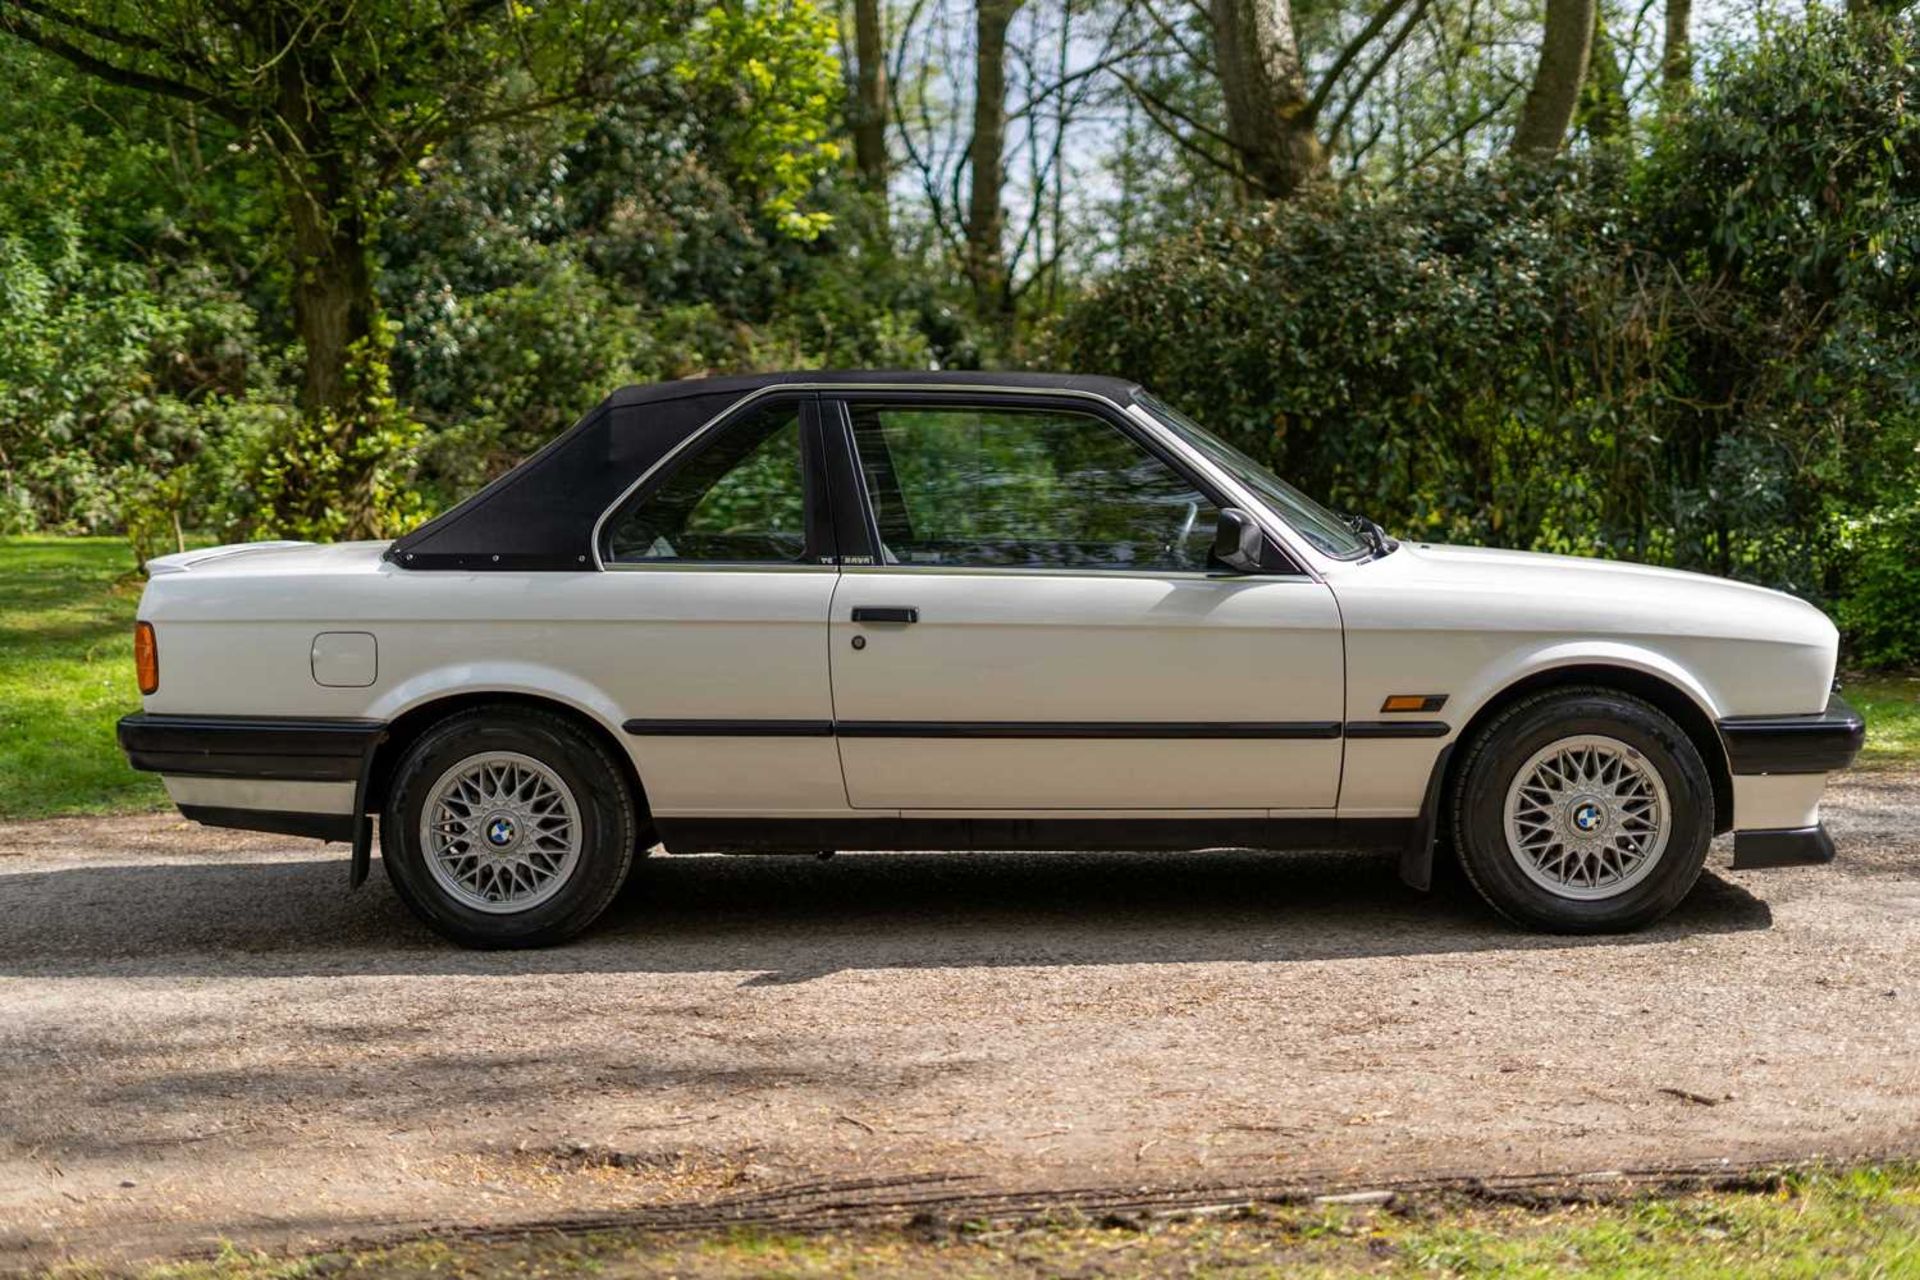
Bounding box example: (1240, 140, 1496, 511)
(2, 768, 1916, 1269)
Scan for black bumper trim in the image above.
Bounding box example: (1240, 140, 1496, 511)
(1719, 694, 1864, 775)
(118, 713, 386, 782)
(178, 804, 358, 843)
(1732, 824, 1836, 869)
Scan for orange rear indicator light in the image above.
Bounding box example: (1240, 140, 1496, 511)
(134, 622, 159, 695)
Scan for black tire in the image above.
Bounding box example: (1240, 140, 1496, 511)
(1450, 687, 1713, 933)
(380, 706, 638, 948)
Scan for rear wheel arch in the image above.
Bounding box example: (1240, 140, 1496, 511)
(364, 692, 650, 829)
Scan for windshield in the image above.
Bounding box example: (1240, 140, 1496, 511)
(1134, 392, 1371, 560)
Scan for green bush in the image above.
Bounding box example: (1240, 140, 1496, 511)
(1052, 11, 1920, 663)
(1839, 499, 1920, 668)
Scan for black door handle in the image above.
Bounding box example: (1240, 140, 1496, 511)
(851, 606, 919, 624)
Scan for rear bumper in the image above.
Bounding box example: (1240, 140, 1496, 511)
(118, 713, 386, 843)
(118, 713, 384, 781)
(1718, 694, 1865, 775)
(1732, 824, 1836, 869)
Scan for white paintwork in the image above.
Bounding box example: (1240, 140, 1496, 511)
(311, 631, 377, 687)
(1732, 774, 1827, 831)
(133, 385, 1850, 841)
(829, 568, 1342, 808)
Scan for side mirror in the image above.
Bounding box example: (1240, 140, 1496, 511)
(1211, 507, 1265, 573)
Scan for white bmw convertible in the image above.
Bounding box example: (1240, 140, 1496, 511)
(118, 372, 1864, 947)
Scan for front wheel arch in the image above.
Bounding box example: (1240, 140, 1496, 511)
(1443, 664, 1731, 835)
(1446, 685, 1715, 931)
(1401, 663, 1733, 893)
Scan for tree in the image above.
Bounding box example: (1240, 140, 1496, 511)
(850, 0, 891, 198)
(1124, 0, 1435, 201)
(1510, 0, 1597, 158)
(1208, 0, 1322, 197)
(1581, 5, 1629, 144)
(966, 0, 1022, 319)
(0, 0, 677, 533)
(1663, 0, 1692, 94)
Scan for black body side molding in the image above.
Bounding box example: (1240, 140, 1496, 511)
(623, 719, 1452, 741)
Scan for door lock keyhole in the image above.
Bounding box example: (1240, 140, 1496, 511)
(850, 634, 867, 650)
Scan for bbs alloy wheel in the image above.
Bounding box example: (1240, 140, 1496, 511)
(382, 706, 638, 948)
(1452, 687, 1714, 933)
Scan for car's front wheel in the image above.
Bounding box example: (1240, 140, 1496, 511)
(381, 706, 639, 948)
(1451, 687, 1714, 932)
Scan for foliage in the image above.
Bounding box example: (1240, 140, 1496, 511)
(676, 1, 845, 241)
(245, 320, 429, 542)
(0, 45, 263, 541)
(1839, 501, 1920, 670)
(1, 5, 1918, 664)
(1054, 12, 1920, 663)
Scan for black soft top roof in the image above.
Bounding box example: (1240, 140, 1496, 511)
(387, 370, 1141, 571)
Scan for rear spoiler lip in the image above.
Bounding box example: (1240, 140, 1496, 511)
(144, 541, 314, 576)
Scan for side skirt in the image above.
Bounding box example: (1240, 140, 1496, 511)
(655, 815, 1415, 855)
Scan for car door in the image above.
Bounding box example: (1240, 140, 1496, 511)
(599, 393, 845, 819)
(823, 392, 1345, 812)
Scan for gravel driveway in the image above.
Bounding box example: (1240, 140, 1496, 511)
(3, 767, 1917, 1267)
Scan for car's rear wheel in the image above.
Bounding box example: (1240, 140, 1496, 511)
(381, 706, 638, 948)
(1451, 687, 1713, 932)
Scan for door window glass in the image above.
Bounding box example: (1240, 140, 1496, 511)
(848, 404, 1219, 570)
(607, 403, 809, 563)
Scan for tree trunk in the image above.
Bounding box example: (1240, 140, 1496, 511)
(966, 0, 1018, 320)
(1662, 0, 1691, 94)
(1510, 0, 1596, 159)
(272, 46, 375, 422)
(268, 44, 389, 538)
(1581, 7, 1629, 144)
(1208, 0, 1324, 199)
(286, 177, 376, 418)
(851, 0, 889, 198)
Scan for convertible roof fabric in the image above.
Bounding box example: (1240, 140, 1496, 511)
(385, 371, 1140, 571)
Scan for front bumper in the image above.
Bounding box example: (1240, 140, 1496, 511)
(1718, 693, 1865, 775)
(1732, 823, 1837, 869)
(1717, 694, 1862, 872)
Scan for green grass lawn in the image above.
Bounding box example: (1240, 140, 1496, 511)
(0, 536, 165, 819)
(79, 1164, 1920, 1279)
(1845, 668, 1920, 766)
(0, 535, 1915, 823)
